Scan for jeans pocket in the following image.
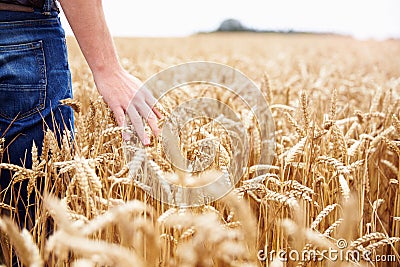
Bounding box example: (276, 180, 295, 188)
(0, 40, 46, 121)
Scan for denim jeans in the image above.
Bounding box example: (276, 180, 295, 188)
(0, 9, 74, 230)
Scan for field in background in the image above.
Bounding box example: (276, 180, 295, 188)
(1, 33, 400, 266)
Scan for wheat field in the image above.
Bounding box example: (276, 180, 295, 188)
(0, 33, 400, 266)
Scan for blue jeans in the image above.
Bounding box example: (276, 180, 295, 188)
(0, 10, 74, 229)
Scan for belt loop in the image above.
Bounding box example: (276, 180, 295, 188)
(42, 0, 52, 15)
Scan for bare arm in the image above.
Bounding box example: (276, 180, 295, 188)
(59, 0, 160, 145)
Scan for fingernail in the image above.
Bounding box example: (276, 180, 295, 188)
(143, 137, 151, 146)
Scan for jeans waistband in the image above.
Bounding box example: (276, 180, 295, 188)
(0, 9, 59, 23)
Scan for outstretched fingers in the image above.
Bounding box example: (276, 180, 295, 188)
(144, 90, 163, 119)
(126, 104, 150, 146)
(135, 102, 160, 137)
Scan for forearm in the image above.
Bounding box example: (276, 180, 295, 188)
(59, 0, 122, 75)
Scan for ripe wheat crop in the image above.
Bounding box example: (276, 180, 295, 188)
(0, 33, 400, 267)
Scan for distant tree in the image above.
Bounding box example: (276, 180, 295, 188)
(217, 19, 247, 32)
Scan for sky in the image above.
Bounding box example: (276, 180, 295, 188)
(60, 0, 400, 40)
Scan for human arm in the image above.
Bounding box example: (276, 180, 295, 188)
(58, 0, 160, 145)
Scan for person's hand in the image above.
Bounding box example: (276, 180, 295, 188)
(60, 0, 163, 146)
(93, 67, 162, 146)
